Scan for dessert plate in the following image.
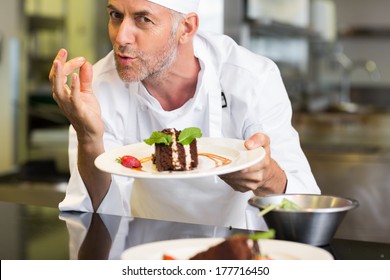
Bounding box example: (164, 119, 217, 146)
(94, 137, 265, 179)
(120, 238, 334, 260)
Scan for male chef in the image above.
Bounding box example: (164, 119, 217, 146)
(49, 0, 320, 230)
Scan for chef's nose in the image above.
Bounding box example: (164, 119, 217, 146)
(115, 19, 136, 45)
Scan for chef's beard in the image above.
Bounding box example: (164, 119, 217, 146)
(114, 31, 178, 83)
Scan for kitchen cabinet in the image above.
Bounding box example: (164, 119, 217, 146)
(225, 1, 390, 111)
(27, 15, 65, 92)
(224, 0, 321, 110)
(25, 0, 67, 93)
(333, 0, 390, 88)
(26, 13, 69, 136)
(24, 0, 70, 175)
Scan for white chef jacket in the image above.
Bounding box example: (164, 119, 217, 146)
(59, 31, 320, 230)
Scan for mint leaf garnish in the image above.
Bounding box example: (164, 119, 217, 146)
(178, 127, 202, 145)
(144, 132, 172, 146)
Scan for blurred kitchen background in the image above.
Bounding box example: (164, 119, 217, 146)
(1, 0, 390, 244)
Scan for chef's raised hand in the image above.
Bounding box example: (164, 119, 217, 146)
(219, 133, 287, 196)
(49, 49, 104, 143)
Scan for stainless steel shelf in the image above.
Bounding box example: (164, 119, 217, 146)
(246, 18, 320, 39)
(339, 26, 390, 39)
(27, 15, 65, 32)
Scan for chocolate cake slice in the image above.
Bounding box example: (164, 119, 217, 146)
(152, 128, 198, 172)
(189, 236, 260, 260)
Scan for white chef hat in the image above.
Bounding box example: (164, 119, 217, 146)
(148, 0, 200, 14)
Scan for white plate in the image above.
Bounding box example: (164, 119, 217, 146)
(120, 238, 334, 260)
(95, 137, 265, 179)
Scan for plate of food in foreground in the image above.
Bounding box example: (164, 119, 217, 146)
(120, 236, 334, 260)
(94, 136, 265, 179)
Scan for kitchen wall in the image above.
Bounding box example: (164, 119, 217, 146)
(0, 0, 26, 174)
(198, 0, 224, 34)
(66, 0, 100, 63)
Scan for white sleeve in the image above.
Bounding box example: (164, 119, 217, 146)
(243, 62, 320, 195)
(58, 125, 133, 216)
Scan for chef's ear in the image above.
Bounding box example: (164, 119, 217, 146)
(179, 12, 199, 44)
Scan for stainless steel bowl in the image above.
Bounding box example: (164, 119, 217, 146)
(248, 194, 359, 246)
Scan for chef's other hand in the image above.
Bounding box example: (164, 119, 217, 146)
(219, 133, 287, 196)
(49, 48, 104, 142)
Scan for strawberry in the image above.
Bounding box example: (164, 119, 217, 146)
(162, 254, 176, 260)
(116, 155, 142, 168)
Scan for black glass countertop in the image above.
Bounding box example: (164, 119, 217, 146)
(0, 201, 389, 260)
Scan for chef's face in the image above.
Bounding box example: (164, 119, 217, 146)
(107, 0, 181, 82)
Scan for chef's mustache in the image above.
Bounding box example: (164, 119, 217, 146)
(115, 46, 140, 57)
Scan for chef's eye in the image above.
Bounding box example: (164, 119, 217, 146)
(136, 16, 153, 24)
(109, 11, 123, 21)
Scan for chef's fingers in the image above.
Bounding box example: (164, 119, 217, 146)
(222, 174, 274, 195)
(220, 168, 263, 190)
(49, 51, 86, 86)
(220, 158, 271, 192)
(79, 61, 93, 94)
(50, 48, 86, 77)
(220, 176, 259, 193)
(49, 49, 68, 81)
(52, 60, 68, 100)
(62, 56, 87, 77)
(70, 73, 81, 102)
(56, 48, 68, 64)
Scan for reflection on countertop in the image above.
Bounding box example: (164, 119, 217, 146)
(0, 202, 69, 259)
(293, 111, 390, 244)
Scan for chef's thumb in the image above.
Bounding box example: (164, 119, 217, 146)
(245, 133, 269, 150)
